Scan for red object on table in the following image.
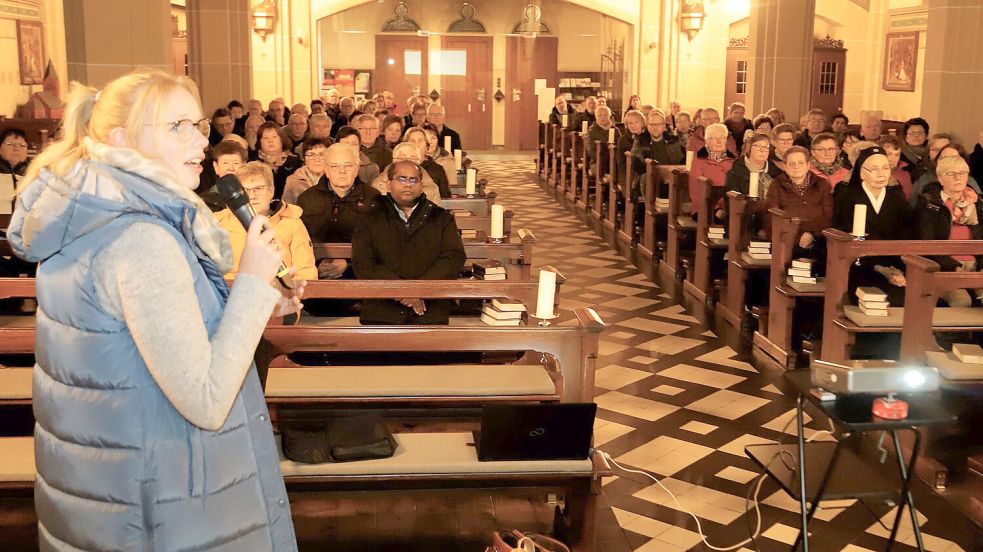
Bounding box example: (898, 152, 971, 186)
(872, 396, 909, 420)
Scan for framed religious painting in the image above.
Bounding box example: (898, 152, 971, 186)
(882, 31, 918, 92)
(17, 19, 45, 85)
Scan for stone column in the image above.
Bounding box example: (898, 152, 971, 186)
(745, 0, 816, 119)
(187, 0, 252, 113)
(919, 1, 983, 145)
(63, 0, 171, 87)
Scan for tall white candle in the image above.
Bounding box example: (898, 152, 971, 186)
(581, 120, 588, 134)
(535, 268, 557, 319)
(443, 135, 452, 153)
(561, 114, 568, 128)
(852, 204, 867, 237)
(608, 127, 615, 144)
(489, 204, 505, 239)
(748, 171, 760, 198)
(454, 149, 462, 172)
(465, 168, 477, 195)
(685, 150, 694, 171)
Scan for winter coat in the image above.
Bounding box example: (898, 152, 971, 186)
(216, 200, 318, 280)
(352, 194, 466, 325)
(6, 145, 296, 551)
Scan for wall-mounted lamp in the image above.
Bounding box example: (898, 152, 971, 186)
(252, 0, 277, 41)
(680, 0, 705, 40)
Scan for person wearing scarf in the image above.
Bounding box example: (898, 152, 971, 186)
(914, 155, 983, 306)
(808, 132, 850, 190)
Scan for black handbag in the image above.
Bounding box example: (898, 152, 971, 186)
(281, 413, 397, 464)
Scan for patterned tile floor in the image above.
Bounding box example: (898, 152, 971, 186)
(472, 157, 977, 552)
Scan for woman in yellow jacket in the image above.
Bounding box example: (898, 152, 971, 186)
(216, 161, 318, 280)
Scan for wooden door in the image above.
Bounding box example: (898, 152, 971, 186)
(375, 35, 428, 106)
(505, 36, 558, 150)
(439, 36, 493, 150)
(811, 47, 847, 116)
(724, 46, 748, 111)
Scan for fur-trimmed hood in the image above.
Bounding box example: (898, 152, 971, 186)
(8, 137, 233, 272)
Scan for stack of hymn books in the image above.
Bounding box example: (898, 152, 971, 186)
(747, 240, 772, 260)
(787, 258, 817, 284)
(708, 226, 726, 241)
(481, 298, 526, 326)
(460, 229, 479, 240)
(856, 287, 890, 316)
(473, 260, 507, 281)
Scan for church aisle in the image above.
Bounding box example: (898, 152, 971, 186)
(473, 158, 974, 552)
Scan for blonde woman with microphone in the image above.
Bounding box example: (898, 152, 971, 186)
(8, 69, 303, 551)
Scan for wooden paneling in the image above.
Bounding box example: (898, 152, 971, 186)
(505, 36, 558, 151)
(374, 35, 428, 106)
(440, 36, 493, 150)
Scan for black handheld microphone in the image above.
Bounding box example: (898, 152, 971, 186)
(215, 174, 296, 289)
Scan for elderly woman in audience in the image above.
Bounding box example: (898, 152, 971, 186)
(335, 126, 380, 184)
(370, 142, 443, 203)
(216, 162, 317, 281)
(689, 123, 736, 219)
(725, 133, 783, 200)
(832, 146, 911, 306)
(766, 107, 785, 126)
(764, 145, 833, 251)
(403, 127, 451, 198)
(809, 132, 850, 190)
(283, 137, 331, 204)
(878, 135, 914, 201)
(900, 117, 930, 178)
(911, 141, 982, 206)
(382, 113, 404, 150)
(252, 121, 302, 199)
(913, 155, 983, 306)
(353, 160, 466, 325)
(770, 123, 797, 171)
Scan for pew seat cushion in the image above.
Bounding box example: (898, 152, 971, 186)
(925, 351, 983, 381)
(278, 433, 592, 477)
(0, 437, 35, 482)
(843, 306, 983, 328)
(265, 365, 556, 398)
(0, 368, 31, 399)
(675, 216, 697, 229)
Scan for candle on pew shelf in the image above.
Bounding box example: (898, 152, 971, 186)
(581, 120, 588, 134)
(454, 149, 463, 172)
(535, 268, 557, 319)
(443, 135, 452, 153)
(489, 204, 505, 239)
(561, 114, 568, 128)
(466, 168, 477, 195)
(852, 204, 867, 237)
(608, 128, 615, 144)
(748, 171, 760, 198)
(685, 150, 694, 171)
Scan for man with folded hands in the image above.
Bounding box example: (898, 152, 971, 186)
(352, 160, 465, 325)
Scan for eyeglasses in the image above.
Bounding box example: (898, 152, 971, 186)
(390, 175, 421, 185)
(327, 162, 355, 172)
(942, 171, 970, 179)
(2, 141, 28, 149)
(145, 119, 210, 142)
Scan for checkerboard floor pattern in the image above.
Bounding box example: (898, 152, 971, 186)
(473, 157, 975, 552)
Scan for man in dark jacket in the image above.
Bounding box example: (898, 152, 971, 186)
(353, 114, 393, 172)
(353, 160, 466, 325)
(548, 96, 577, 131)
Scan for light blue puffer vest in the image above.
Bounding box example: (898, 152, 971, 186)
(8, 160, 297, 551)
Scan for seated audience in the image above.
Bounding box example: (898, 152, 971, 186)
(809, 132, 850, 190)
(830, 113, 849, 135)
(586, 105, 620, 170)
(215, 162, 316, 281)
(548, 96, 577, 131)
(725, 102, 753, 153)
(770, 123, 797, 171)
(283, 137, 330, 204)
(913, 154, 983, 306)
(371, 142, 444, 203)
(675, 111, 693, 148)
(765, 107, 785, 126)
(403, 127, 451, 198)
(353, 113, 392, 171)
(252, 121, 302, 199)
(764, 145, 833, 255)
(901, 117, 930, 179)
(243, 114, 265, 152)
(426, 103, 462, 153)
(689, 123, 736, 218)
(632, 110, 685, 176)
(911, 142, 982, 205)
(285, 114, 309, 152)
(382, 114, 404, 149)
(577, 96, 598, 129)
(336, 126, 381, 184)
(795, 108, 827, 148)
(832, 146, 911, 306)
(208, 108, 235, 147)
(879, 135, 913, 201)
(687, 108, 737, 155)
(352, 161, 466, 325)
(725, 133, 783, 199)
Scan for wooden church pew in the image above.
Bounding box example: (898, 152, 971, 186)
(716, 192, 771, 336)
(752, 209, 824, 369)
(819, 229, 983, 364)
(682, 177, 728, 306)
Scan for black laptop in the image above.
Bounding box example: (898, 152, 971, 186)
(476, 403, 597, 461)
